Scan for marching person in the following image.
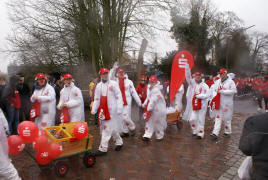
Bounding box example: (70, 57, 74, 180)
(110, 65, 142, 137)
(210, 69, 237, 139)
(172, 84, 184, 111)
(0, 108, 22, 180)
(206, 75, 214, 88)
(136, 75, 148, 121)
(30, 73, 56, 129)
(57, 74, 85, 123)
(184, 64, 209, 139)
(91, 68, 124, 155)
(142, 75, 167, 141)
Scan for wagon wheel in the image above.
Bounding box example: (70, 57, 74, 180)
(176, 121, 183, 130)
(83, 152, 96, 168)
(54, 161, 69, 177)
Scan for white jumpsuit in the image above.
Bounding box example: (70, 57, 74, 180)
(110, 67, 141, 133)
(172, 84, 184, 111)
(31, 83, 56, 129)
(57, 82, 85, 122)
(185, 65, 209, 138)
(211, 77, 237, 136)
(91, 80, 124, 152)
(142, 82, 167, 140)
(0, 109, 21, 180)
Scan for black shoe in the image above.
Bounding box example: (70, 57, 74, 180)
(142, 137, 150, 142)
(130, 130, 136, 137)
(192, 134, 197, 138)
(121, 133, 130, 138)
(94, 150, 107, 156)
(210, 133, 218, 140)
(196, 136, 202, 139)
(115, 145, 123, 151)
(223, 133, 231, 138)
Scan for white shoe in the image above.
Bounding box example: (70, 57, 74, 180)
(257, 108, 262, 112)
(266, 110, 268, 113)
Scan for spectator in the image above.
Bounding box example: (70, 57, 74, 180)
(239, 113, 268, 180)
(1, 75, 21, 135)
(17, 74, 31, 121)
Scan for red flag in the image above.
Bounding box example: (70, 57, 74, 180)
(170, 50, 194, 104)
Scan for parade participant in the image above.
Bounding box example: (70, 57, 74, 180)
(208, 76, 220, 119)
(30, 73, 56, 129)
(184, 64, 209, 139)
(110, 66, 141, 137)
(91, 68, 124, 155)
(57, 74, 85, 122)
(142, 75, 167, 141)
(136, 75, 147, 121)
(172, 84, 184, 111)
(1, 75, 21, 135)
(206, 75, 214, 88)
(210, 68, 237, 139)
(0, 108, 22, 180)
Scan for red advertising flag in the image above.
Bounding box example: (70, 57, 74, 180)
(170, 50, 194, 104)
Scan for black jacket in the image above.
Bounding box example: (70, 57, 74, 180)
(239, 113, 268, 180)
(1, 76, 20, 107)
(17, 83, 30, 98)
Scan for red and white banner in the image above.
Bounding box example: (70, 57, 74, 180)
(170, 50, 194, 104)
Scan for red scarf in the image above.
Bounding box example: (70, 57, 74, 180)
(119, 78, 128, 106)
(210, 92, 220, 110)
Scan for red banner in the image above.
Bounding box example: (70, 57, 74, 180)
(170, 50, 194, 104)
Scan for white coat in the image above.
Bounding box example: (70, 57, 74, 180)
(143, 82, 167, 139)
(31, 83, 56, 129)
(0, 109, 21, 180)
(211, 77, 237, 136)
(57, 82, 85, 122)
(172, 84, 184, 111)
(91, 80, 124, 152)
(184, 64, 209, 137)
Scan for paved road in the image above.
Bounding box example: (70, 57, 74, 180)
(12, 97, 258, 180)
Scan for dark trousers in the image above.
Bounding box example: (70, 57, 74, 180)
(7, 106, 20, 134)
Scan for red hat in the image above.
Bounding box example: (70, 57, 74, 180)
(35, 73, 45, 80)
(149, 75, 158, 83)
(219, 68, 227, 74)
(64, 74, 72, 80)
(117, 68, 124, 73)
(99, 68, 109, 75)
(193, 72, 201, 76)
(140, 75, 147, 80)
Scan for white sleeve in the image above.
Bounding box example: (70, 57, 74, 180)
(65, 89, 83, 108)
(129, 81, 141, 106)
(91, 84, 101, 114)
(37, 87, 55, 102)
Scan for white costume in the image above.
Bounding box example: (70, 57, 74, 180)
(0, 109, 21, 180)
(31, 83, 56, 129)
(91, 80, 124, 152)
(110, 67, 141, 134)
(143, 82, 167, 139)
(211, 77, 237, 136)
(57, 82, 85, 122)
(172, 84, 184, 111)
(185, 65, 209, 138)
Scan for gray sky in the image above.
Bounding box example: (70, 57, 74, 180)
(0, 0, 267, 73)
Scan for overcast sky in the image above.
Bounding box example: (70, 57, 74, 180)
(0, 0, 267, 73)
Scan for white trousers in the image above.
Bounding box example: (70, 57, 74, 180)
(122, 106, 135, 133)
(189, 109, 207, 138)
(143, 119, 164, 140)
(99, 120, 123, 152)
(0, 161, 21, 180)
(212, 111, 232, 136)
